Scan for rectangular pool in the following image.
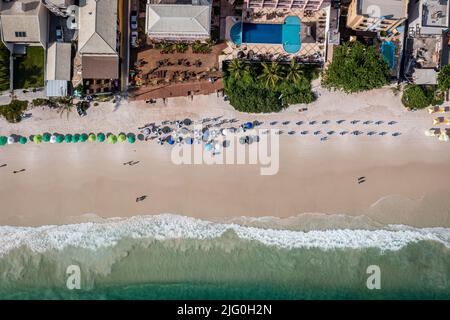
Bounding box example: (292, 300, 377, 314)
(242, 23, 282, 44)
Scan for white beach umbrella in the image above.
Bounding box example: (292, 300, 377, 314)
(50, 135, 57, 143)
(7, 136, 15, 144)
(424, 129, 435, 137)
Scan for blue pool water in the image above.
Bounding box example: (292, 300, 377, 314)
(230, 16, 301, 53)
(381, 41, 396, 70)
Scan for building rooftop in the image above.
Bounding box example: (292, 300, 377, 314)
(422, 0, 449, 28)
(81, 54, 119, 79)
(46, 42, 72, 81)
(146, 4, 211, 39)
(78, 0, 118, 55)
(0, 0, 40, 15)
(357, 0, 407, 19)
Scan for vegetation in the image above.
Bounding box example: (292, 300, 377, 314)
(13, 46, 45, 89)
(191, 40, 213, 54)
(401, 85, 433, 109)
(0, 99, 28, 123)
(322, 41, 390, 93)
(175, 42, 188, 54)
(32, 98, 49, 107)
(0, 43, 10, 91)
(224, 59, 315, 113)
(437, 64, 450, 91)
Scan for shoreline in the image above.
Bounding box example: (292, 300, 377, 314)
(1, 87, 450, 228)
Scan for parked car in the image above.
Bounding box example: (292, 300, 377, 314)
(131, 31, 138, 47)
(130, 11, 138, 30)
(56, 26, 63, 42)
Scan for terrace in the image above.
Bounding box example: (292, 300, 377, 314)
(128, 42, 227, 100)
(422, 0, 449, 28)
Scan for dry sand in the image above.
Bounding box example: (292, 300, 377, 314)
(0, 86, 449, 227)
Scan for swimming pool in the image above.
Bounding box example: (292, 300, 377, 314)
(381, 41, 396, 70)
(230, 16, 301, 54)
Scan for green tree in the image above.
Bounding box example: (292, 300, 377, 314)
(227, 59, 250, 81)
(258, 62, 283, 88)
(285, 60, 303, 83)
(437, 64, 450, 91)
(0, 99, 28, 123)
(401, 85, 432, 109)
(322, 41, 390, 93)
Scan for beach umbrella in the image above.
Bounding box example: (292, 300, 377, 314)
(204, 142, 213, 151)
(56, 135, 64, 143)
(42, 132, 51, 143)
(65, 134, 72, 143)
(33, 134, 43, 144)
(50, 135, 56, 143)
(167, 137, 175, 145)
(7, 136, 15, 144)
(245, 122, 253, 129)
(185, 137, 193, 145)
(118, 133, 126, 142)
(162, 126, 171, 134)
(88, 133, 96, 142)
(97, 133, 105, 142)
(439, 132, 449, 142)
(424, 129, 435, 137)
(143, 128, 151, 135)
(127, 135, 136, 144)
(183, 118, 192, 126)
(107, 134, 117, 144)
(72, 134, 80, 143)
(80, 133, 88, 142)
(19, 136, 27, 144)
(0, 136, 7, 146)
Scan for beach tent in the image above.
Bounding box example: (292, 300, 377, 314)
(80, 133, 88, 142)
(118, 133, 126, 142)
(19, 136, 27, 144)
(88, 134, 96, 142)
(0, 136, 7, 146)
(65, 134, 72, 143)
(97, 133, 105, 142)
(56, 135, 64, 143)
(107, 134, 118, 144)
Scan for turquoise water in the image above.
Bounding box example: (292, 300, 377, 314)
(381, 41, 396, 70)
(0, 215, 449, 300)
(230, 16, 301, 53)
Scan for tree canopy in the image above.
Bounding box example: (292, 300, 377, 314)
(224, 60, 315, 113)
(322, 41, 390, 93)
(437, 64, 450, 91)
(401, 85, 433, 109)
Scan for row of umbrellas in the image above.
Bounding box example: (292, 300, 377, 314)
(425, 128, 450, 142)
(0, 133, 137, 146)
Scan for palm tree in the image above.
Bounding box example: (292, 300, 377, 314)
(227, 59, 250, 80)
(285, 60, 303, 83)
(58, 103, 73, 120)
(258, 62, 283, 88)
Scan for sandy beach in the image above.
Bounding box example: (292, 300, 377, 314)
(1, 85, 450, 227)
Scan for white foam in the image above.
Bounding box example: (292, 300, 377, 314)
(0, 214, 449, 256)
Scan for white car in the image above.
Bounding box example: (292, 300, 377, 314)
(130, 13, 138, 30)
(131, 31, 138, 47)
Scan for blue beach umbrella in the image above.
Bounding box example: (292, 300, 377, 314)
(167, 137, 175, 145)
(204, 142, 213, 151)
(245, 122, 253, 129)
(185, 137, 193, 145)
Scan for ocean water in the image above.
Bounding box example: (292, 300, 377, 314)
(0, 214, 449, 300)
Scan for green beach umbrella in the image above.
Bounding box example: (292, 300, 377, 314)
(97, 133, 105, 142)
(107, 134, 117, 144)
(127, 135, 136, 144)
(19, 136, 27, 144)
(0, 136, 7, 146)
(88, 133, 96, 142)
(56, 135, 64, 143)
(80, 133, 88, 142)
(72, 134, 80, 143)
(33, 134, 43, 144)
(43, 132, 51, 142)
(65, 134, 72, 143)
(118, 133, 126, 142)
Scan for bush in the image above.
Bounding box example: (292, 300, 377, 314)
(0, 43, 10, 91)
(0, 99, 28, 123)
(32, 98, 49, 107)
(401, 85, 432, 109)
(322, 41, 390, 93)
(437, 64, 450, 91)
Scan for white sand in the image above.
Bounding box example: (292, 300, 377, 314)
(1, 86, 449, 227)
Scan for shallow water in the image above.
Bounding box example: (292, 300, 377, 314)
(0, 214, 449, 299)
